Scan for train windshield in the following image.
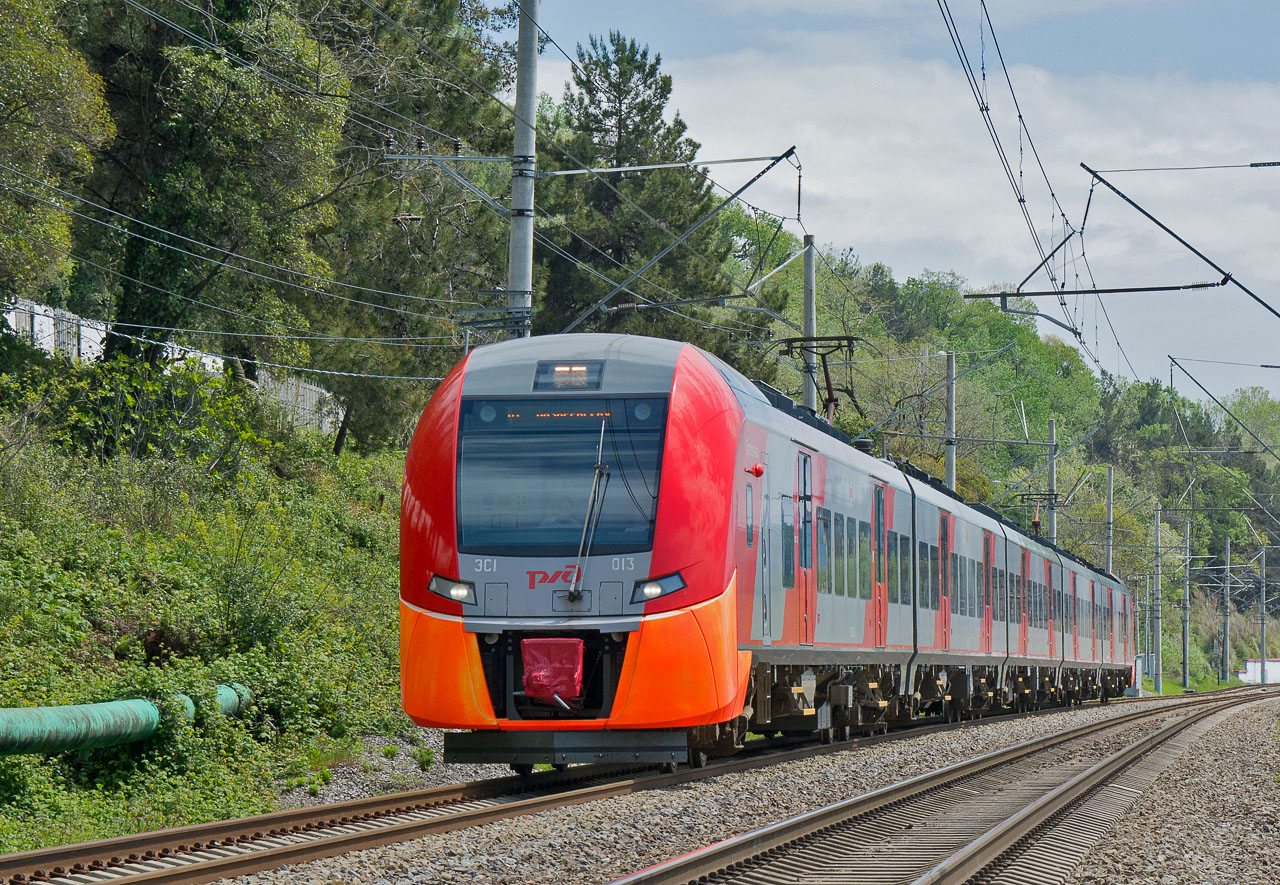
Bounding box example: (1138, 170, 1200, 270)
(457, 397, 668, 556)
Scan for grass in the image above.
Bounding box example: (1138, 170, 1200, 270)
(0, 350, 413, 851)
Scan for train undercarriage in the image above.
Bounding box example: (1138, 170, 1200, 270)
(445, 657, 1134, 773)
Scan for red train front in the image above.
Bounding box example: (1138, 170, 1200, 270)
(400, 334, 751, 768)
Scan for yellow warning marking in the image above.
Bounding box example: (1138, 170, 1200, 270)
(802, 708, 816, 716)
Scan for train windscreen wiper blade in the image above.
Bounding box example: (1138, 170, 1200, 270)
(569, 419, 610, 601)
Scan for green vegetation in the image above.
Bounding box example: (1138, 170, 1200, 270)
(0, 352, 406, 851)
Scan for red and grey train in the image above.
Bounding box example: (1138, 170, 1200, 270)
(400, 334, 1135, 769)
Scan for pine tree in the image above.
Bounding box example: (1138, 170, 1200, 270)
(533, 32, 737, 351)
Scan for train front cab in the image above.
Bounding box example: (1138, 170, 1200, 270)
(400, 337, 753, 767)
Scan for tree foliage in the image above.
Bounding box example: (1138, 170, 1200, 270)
(0, 0, 113, 301)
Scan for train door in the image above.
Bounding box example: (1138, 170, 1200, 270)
(1071, 574, 1079, 660)
(981, 532, 994, 653)
(1088, 581, 1097, 660)
(1108, 588, 1116, 662)
(1046, 561, 1056, 659)
(938, 512, 952, 651)
(871, 483, 888, 647)
(1018, 549, 1030, 655)
(797, 452, 814, 645)
(757, 455, 771, 643)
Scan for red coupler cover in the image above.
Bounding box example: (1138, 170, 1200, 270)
(521, 637, 584, 702)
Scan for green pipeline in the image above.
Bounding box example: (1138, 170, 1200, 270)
(0, 683, 250, 756)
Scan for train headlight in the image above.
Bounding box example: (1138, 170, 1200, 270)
(428, 574, 477, 605)
(632, 572, 686, 604)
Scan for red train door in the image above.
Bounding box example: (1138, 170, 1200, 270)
(1046, 560, 1056, 658)
(872, 483, 888, 647)
(1089, 581, 1097, 660)
(1071, 574, 1079, 660)
(797, 452, 814, 645)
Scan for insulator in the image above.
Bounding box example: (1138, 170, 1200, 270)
(454, 138, 463, 156)
(416, 135, 425, 152)
(384, 133, 394, 151)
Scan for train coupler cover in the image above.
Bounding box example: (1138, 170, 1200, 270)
(521, 637, 584, 703)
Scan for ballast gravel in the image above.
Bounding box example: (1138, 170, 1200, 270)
(227, 697, 1197, 885)
(278, 726, 509, 808)
(1066, 696, 1280, 885)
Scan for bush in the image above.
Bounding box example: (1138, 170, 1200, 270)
(0, 350, 407, 851)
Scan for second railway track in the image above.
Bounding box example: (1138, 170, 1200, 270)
(613, 688, 1273, 885)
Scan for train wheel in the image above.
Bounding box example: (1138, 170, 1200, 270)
(552, 763, 569, 772)
(511, 763, 534, 777)
(818, 727, 833, 745)
(687, 748, 709, 769)
(659, 762, 677, 774)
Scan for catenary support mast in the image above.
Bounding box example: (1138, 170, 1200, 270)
(506, 0, 538, 337)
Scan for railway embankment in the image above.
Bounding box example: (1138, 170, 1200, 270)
(0, 353, 429, 852)
(223, 696, 1225, 885)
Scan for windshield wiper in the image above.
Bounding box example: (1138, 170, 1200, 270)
(569, 419, 610, 602)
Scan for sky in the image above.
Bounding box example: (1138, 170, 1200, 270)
(511, 0, 1280, 407)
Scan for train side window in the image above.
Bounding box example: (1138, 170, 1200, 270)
(969, 558, 978, 617)
(834, 513, 846, 596)
(858, 521, 873, 600)
(849, 517, 860, 599)
(745, 484, 754, 548)
(887, 530, 899, 604)
(930, 545, 941, 610)
(919, 541, 930, 608)
(816, 508, 831, 594)
(950, 552, 960, 615)
(999, 569, 1008, 621)
(781, 499, 795, 588)
(900, 536, 912, 605)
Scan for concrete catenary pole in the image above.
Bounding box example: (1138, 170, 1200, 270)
(506, 0, 539, 338)
(1153, 502, 1162, 694)
(1262, 547, 1268, 685)
(1224, 537, 1232, 682)
(1105, 465, 1114, 575)
(1047, 418, 1057, 544)
(1182, 520, 1191, 689)
(1143, 575, 1151, 678)
(802, 234, 817, 411)
(945, 351, 956, 491)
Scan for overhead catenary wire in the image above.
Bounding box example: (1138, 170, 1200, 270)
(356, 0, 794, 316)
(0, 179, 454, 322)
(0, 164, 471, 308)
(87, 327, 446, 382)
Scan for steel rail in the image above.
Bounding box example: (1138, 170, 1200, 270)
(909, 697, 1248, 884)
(3, 687, 1249, 885)
(610, 688, 1268, 884)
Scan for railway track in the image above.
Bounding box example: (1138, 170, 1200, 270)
(0, 688, 1245, 885)
(611, 687, 1273, 885)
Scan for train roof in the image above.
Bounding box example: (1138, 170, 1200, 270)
(461, 334, 1120, 588)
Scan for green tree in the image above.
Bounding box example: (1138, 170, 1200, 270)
(0, 0, 113, 302)
(534, 31, 768, 368)
(80, 3, 349, 366)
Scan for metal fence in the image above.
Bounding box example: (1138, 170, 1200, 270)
(2, 298, 339, 433)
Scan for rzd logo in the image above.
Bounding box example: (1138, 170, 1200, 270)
(527, 566, 580, 590)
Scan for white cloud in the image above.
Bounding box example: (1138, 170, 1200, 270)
(659, 29, 1280, 397)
